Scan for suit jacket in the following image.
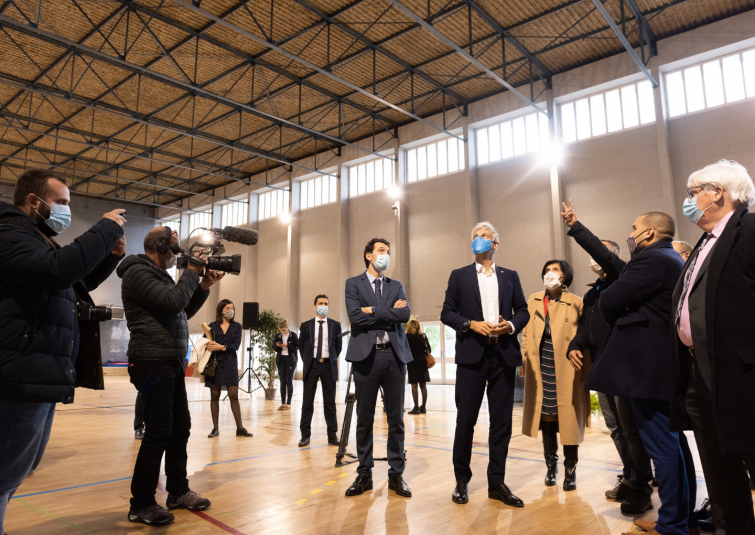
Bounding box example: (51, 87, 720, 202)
(440, 263, 529, 367)
(585, 240, 684, 400)
(298, 318, 341, 379)
(344, 273, 412, 364)
(669, 205, 755, 455)
(272, 331, 299, 368)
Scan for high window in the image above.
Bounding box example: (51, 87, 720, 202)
(348, 157, 394, 197)
(560, 80, 656, 143)
(476, 111, 548, 165)
(406, 136, 465, 182)
(300, 175, 338, 210)
(665, 49, 755, 118)
(188, 210, 212, 237)
(221, 200, 249, 228)
(258, 189, 290, 221)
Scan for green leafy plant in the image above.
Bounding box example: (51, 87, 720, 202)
(590, 391, 602, 419)
(250, 309, 284, 394)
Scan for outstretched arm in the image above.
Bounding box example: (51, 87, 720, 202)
(562, 199, 626, 280)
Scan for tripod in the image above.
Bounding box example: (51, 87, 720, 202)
(238, 328, 274, 400)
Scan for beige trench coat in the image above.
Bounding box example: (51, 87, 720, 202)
(520, 290, 591, 445)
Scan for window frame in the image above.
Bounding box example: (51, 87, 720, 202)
(348, 155, 395, 199)
(299, 174, 338, 211)
(474, 108, 549, 168)
(220, 198, 250, 228)
(404, 135, 465, 183)
(188, 209, 212, 239)
(257, 188, 290, 221)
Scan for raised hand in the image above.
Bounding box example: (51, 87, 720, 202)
(560, 198, 578, 227)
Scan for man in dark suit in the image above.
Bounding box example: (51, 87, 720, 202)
(344, 238, 413, 498)
(670, 160, 755, 534)
(297, 295, 341, 447)
(561, 200, 654, 508)
(586, 211, 697, 535)
(440, 221, 530, 506)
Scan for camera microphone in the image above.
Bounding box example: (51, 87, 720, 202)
(199, 227, 259, 246)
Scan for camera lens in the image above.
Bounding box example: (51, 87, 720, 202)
(90, 306, 112, 322)
(206, 254, 241, 275)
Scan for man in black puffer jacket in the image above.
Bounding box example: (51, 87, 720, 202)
(0, 170, 125, 533)
(118, 226, 223, 527)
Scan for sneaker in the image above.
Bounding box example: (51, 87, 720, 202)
(605, 478, 632, 501)
(620, 486, 654, 515)
(135, 428, 145, 440)
(166, 490, 211, 511)
(128, 504, 175, 526)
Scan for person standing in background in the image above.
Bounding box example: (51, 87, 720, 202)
(405, 319, 431, 415)
(440, 222, 530, 506)
(520, 260, 586, 492)
(672, 241, 693, 262)
(273, 320, 298, 411)
(297, 295, 342, 447)
(206, 300, 251, 439)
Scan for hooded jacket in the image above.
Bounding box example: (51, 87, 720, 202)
(0, 202, 123, 403)
(117, 254, 209, 363)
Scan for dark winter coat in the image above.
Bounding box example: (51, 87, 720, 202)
(0, 202, 123, 403)
(118, 254, 209, 363)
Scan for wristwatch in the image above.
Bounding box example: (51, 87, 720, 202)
(462, 319, 471, 332)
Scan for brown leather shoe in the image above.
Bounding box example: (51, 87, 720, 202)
(634, 520, 656, 532)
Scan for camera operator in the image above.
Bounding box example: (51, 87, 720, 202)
(0, 170, 126, 533)
(118, 226, 224, 527)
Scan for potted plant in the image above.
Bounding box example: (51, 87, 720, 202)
(250, 309, 284, 399)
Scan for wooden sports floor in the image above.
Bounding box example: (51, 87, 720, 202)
(6, 375, 748, 535)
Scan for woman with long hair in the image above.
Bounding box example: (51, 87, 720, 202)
(520, 260, 588, 491)
(205, 299, 252, 438)
(405, 319, 431, 414)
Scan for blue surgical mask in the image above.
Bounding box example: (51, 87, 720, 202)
(316, 306, 328, 317)
(472, 236, 492, 254)
(372, 254, 390, 272)
(36, 198, 71, 235)
(682, 196, 714, 225)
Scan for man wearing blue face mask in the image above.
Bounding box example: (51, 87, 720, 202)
(0, 170, 126, 532)
(440, 221, 530, 506)
(344, 238, 413, 498)
(669, 160, 755, 534)
(297, 294, 342, 447)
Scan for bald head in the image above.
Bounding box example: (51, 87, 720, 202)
(672, 241, 693, 261)
(144, 226, 174, 253)
(640, 211, 675, 240)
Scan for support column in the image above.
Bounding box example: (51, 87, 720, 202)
(462, 122, 480, 230)
(652, 65, 680, 223)
(393, 136, 408, 286)
(286, 174, 300, 329)
(548, 91, 566, 259)
(336, 156, 350, 380)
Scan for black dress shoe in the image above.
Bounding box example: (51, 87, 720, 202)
(388, 475, 412, 498)
(236, 428, 253, 437)
(345, 474, 373, 496)
(408, 407, 420, 415)
(488, 482, 524, 507)
(620, 487, 653, 514)
(298, 436, 310, 447)
(207, 429, 219, 438)
(452, 481, 468, 504)
(328, 436, 340, 446)
(697, 518, 714, 532)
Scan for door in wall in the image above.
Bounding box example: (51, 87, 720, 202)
(421, 321, 456, 385)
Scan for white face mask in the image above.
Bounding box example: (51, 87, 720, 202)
(588, 257, 604, 274)
(543, 271, 562, 291)
(222, 310, 234, 320)
(165, 253, 177, 269)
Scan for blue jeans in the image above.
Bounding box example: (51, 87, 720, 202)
(630, 398, 694, 535)
(278, 363, 296, 405)
(0, 401, 56, 532)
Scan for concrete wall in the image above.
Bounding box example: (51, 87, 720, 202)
(147, 10, 755, 381)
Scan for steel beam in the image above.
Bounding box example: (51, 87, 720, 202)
(624, 0, 658, 57)
(385, 0, 549, 116)
(591, 0, 658, 87)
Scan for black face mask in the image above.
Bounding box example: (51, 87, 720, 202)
(627, 228, 650, 257)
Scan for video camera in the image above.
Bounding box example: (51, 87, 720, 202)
(174, 226, 259, 276)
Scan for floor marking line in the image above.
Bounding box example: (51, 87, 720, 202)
(189, 510, 248, 535)
(295, 498, 307, 505)
(15, 499, 97, 535)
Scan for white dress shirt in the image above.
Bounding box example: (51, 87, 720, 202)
(475, 262, 516, 334)
(281, 332, 289, 356)
(366, 271, 391, 344)
(313, 316, 329, 359)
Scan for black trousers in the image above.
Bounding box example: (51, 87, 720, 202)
(134, 391, 145, 431)
(615, 395, 653, 489)
(686, 358, 755, 535)
(598, 392, 631, 481)
(453, 350, 515, 487)
(300, 360, 338, 439)
(352, 348, 406, 477)
(128, 361, 191, 510)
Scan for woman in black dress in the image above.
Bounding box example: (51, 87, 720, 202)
(206, 299, 252, 438)
(405, 319, 431, 414)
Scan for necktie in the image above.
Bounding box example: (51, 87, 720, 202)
(374, 278, 386, 339)
(316, 320, 324, 360)
(675, 234, 710, 322)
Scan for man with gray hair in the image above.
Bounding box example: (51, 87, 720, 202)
(670, 159, 755, 534)
(441, 221, 529, 506)
(672, 241, 693, 262)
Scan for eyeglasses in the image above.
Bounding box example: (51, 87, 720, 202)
(686, 184, 717, 200)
